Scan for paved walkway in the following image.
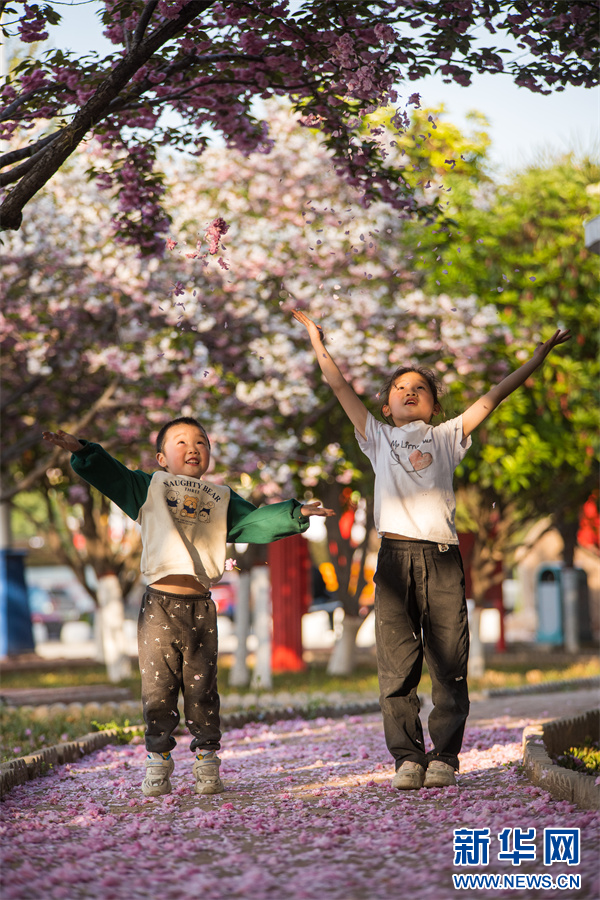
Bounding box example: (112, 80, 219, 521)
(1, 686, 598, 900)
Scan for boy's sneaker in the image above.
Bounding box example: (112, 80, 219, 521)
(424, 760, 457, 788)
(392, 760, 425, 790)
(142, 752, 174, 796)
(193, 751, 224, 795)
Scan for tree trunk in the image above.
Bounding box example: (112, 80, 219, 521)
(250, 566, 272, 690)
(467, 604, 485, 679)
(327, 613, 362, 676)
(555, 512, 582, 652)
(95, 573, 131, 683)
(229, 570, 251, 688)
(561, 567, 580, 653)
(555, 513, 579, 569)
(320, 481, 375, 676)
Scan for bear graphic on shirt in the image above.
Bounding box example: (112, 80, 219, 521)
(180, 495, 199, 519)
(165, 489, 180, 514)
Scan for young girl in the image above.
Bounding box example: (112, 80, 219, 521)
(293, 309, 569, 790)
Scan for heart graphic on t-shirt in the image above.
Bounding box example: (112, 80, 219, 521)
(409, 449, 433, 471)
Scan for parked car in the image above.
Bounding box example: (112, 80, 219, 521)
(309, 566, 342, 627)
(210, 580, 237, 620)
(28, 586, 94, 641)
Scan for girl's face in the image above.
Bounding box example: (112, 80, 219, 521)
(382, 371, 440, 427)
(156, 424, 211, 478)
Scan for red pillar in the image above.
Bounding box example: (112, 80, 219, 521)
(269, 534, 309, 673)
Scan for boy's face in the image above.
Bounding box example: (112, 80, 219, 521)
(156, 424, 210, 478)
(382, 371, 440, 427)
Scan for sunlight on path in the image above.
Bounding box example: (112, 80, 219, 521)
(1, 707, 598, 900)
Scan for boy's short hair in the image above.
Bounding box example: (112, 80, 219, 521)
(380, 365, 443, 420)
(155, 417, 211, 455)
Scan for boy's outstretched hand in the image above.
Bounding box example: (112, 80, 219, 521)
(300, 500, 335, 519)
(532, 328, 571, 364)
(42, 429, 83, 452)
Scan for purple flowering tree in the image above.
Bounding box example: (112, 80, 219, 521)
(161, 106, 511, 673)
(3, 106, 503, 675)
(1, 1, 597, 251)
(1, 149, 232, 677)
(4, 106, 596, 675)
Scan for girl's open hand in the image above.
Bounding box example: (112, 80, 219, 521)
(300, 501, 335, 519)
(532, 329, 571, 364)
(42, 429, 83, 452)
(292, 309, 325, 344)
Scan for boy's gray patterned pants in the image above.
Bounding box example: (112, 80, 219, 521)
(137, 586, 221, 754)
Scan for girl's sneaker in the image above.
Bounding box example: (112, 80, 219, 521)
(193, 750, 224, 795)
(392, 760, 425, 790)
(142, 752, 175, 796)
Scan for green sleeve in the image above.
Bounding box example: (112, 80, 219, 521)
(70, 441, 152, 520)
(226, 488, 310, 544)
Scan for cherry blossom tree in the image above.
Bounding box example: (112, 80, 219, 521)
(1, 0, 598, 250)
(3, 104, 504, 675)
(163, 106, 598, 666)
(1, 148, 231, 678)
(4, 104, 596, 676)
(160, 104, 512, 672)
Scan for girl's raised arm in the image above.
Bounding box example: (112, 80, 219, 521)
(461, 328, 571, 440)
(292, 309, 369, 440)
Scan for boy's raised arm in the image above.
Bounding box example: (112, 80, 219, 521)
(461, 328, 571, 440)
(292, 309, 369, 440)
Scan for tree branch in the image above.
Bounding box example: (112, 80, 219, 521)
(1, 380, 121, 500)
(0, 0, 214, 231)
(0, 374, 45, 412)
(0, 87, 55, 123)
(0, 130, 62, 170)
(0, 139, 62, 187)
(132, 0, 159, 47)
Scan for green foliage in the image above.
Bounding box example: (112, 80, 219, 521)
(399, 143, 599, 568)
(0, 703, 140, 764)
(90, 719, 142, 743)
(553, 738, 600, 776)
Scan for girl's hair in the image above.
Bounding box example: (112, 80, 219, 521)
(379, 365, 444, 421)
(155, 417, 211, 454)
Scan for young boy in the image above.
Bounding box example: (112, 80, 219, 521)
(42, 418, 333, 797)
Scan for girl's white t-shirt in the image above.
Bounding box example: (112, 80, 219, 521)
(356, 412, 471, 544)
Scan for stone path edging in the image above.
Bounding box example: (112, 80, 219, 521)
(522, 708, 600, 811)
(488, 675, 599, 697)
(0, 729, 125, 799)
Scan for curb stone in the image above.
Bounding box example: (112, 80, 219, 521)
(488, 676, 599, 697)
(0, 729, 131, 799)
(522, 708, 600, 811)
(0, 700, 381, 798)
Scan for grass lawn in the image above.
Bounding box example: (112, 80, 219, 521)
(1, 654, 598, 765)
